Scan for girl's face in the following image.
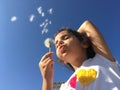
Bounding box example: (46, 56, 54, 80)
(54, 30, 86, 64)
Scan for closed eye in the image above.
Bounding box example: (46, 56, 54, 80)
(62, 34, 71, 40)
(55, 35, 69, 45)
(54, 34, 72, 48)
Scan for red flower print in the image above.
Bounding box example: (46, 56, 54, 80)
(69, 75, 77, 88)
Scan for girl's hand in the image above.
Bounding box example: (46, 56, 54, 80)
(39, 52, 54, 81)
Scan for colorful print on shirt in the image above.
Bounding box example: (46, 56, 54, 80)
(77, 68, 97, 86)
(69, 75, 77, 89)
(68, 68, 97, 89)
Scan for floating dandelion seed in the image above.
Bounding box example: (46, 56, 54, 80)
(11, 16, 17, 22)
(29, 14, 35, 22)
(44, 38, 52, 52)
(37, 6, 42, 14)
(48, 8, 53, 14)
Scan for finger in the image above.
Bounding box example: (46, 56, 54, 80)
(45, 59, 54, 66)
(41, 52, 54, 62)
(39, 57, 54, 66)
(42, 58, 54, 69)
(42, 57, 53, 64)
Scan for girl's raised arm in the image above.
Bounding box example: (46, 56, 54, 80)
(78, 20, 115, 62)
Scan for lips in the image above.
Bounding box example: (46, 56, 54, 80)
(58, 45, 64, 50)
(58, 45, 65, 52)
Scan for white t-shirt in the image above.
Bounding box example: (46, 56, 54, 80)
(60, 54, 120, 90)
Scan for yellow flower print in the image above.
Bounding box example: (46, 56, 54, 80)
(77, 68, 97, 86)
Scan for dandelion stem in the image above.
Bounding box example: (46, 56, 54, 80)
(49, 47, 51, 52)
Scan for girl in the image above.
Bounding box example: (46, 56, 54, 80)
(39, 20, 120, 90)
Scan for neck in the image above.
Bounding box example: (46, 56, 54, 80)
(70, 55, 87, 70)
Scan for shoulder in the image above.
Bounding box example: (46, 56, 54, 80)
(82, 53, 116, 66)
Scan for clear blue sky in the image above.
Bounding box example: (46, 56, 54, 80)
(0, 0, 120, 90)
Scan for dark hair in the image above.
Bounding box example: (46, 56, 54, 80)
(54, 28, 95, 71)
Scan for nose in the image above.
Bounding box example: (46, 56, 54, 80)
(56, 40, 64, 48)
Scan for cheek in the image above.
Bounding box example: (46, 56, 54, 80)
(69, 39, 82, 52)
(69, 38, 79, 47)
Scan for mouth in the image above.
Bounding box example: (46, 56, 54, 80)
(57, 45, 69, 59)
(58, 45, 64, 50)
(57, 45, 65, 52)
(58, 45, 69, 54)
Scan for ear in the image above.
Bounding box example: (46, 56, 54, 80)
(81, 42, 89, 48)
